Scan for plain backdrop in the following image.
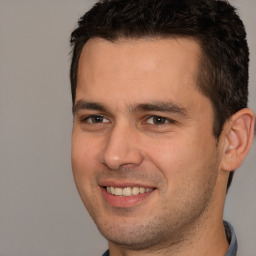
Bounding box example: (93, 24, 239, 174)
(0, 0, 255, 255)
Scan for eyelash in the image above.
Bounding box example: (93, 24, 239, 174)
(79, 114, 175, 126)
(80, 115, 110, 124)
(145, 116, 176, 125)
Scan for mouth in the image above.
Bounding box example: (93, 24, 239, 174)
(105, 186, 154, 197)
(100, 184, 156, 208)
(99, 180, 158, 209)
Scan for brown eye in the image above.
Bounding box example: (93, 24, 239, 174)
(86, 115, 109, 123)
(152, 116, 168, 124)
(146, 116, 170, 125)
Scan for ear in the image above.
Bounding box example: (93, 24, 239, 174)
(220, 108, 255, 172)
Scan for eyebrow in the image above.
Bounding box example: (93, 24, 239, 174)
(73, 100, 188, 117)
(72, 100, 108, 115)
(131, 102, 188, 117)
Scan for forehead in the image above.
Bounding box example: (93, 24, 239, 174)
(78, 37, 201, 77)
(76, 37, 204, 107)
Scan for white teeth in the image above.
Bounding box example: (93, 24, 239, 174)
(139, 187, 145, 193)
(123, 187, 132, 196)
(106, 186, 153, 196)
(114, 188, 123, 196)
(132, 187, 140, 195)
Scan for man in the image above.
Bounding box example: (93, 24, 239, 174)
(69, 0, 255, 255)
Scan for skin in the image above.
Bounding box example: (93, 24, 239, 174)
(72, 37, 246, 256)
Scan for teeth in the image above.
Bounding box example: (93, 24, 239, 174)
(123, 187, 131, 196)
(114, 188, 123, 196)
(106, 186, 153, 196)
(132, 187, 140, 195)
(139, 187, 145, 193)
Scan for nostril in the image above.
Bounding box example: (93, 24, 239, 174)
(100, 128, 144, 169)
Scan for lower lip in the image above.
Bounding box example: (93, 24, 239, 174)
(101, 187, 155, 208)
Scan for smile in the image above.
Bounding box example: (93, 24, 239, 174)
(106, 186, 154, 197)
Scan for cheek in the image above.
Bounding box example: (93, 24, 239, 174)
(147, 137, 200, 171)
(145, 134, 216, 188)
(71, 132, 100, 186)
(71, 133, 103, 213)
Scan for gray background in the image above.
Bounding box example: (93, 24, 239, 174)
(0, 0, 255, 255)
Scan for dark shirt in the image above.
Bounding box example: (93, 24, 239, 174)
(224, 221, 238, 256)
(101, 221, 237, 256)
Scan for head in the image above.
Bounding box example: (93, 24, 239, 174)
(70, 0, 255, 253)
(70, 0, 250, 191)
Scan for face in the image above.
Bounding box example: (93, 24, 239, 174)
(72, 38, 224, 251)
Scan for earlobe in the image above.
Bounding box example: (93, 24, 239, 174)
(221, 108, 255, 172)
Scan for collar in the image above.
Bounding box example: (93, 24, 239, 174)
(101, 250, 109, 256)
(224, 220, 238, 256)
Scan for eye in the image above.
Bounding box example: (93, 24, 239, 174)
(83, 115, 109, 124)
(146, 115, 174, 125)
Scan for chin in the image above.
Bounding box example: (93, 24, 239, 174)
(94, 216, 182, 251)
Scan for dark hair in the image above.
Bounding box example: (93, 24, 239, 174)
(70, 0, 249, 190)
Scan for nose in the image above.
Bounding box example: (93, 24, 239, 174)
(100, 124, 144, 170)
